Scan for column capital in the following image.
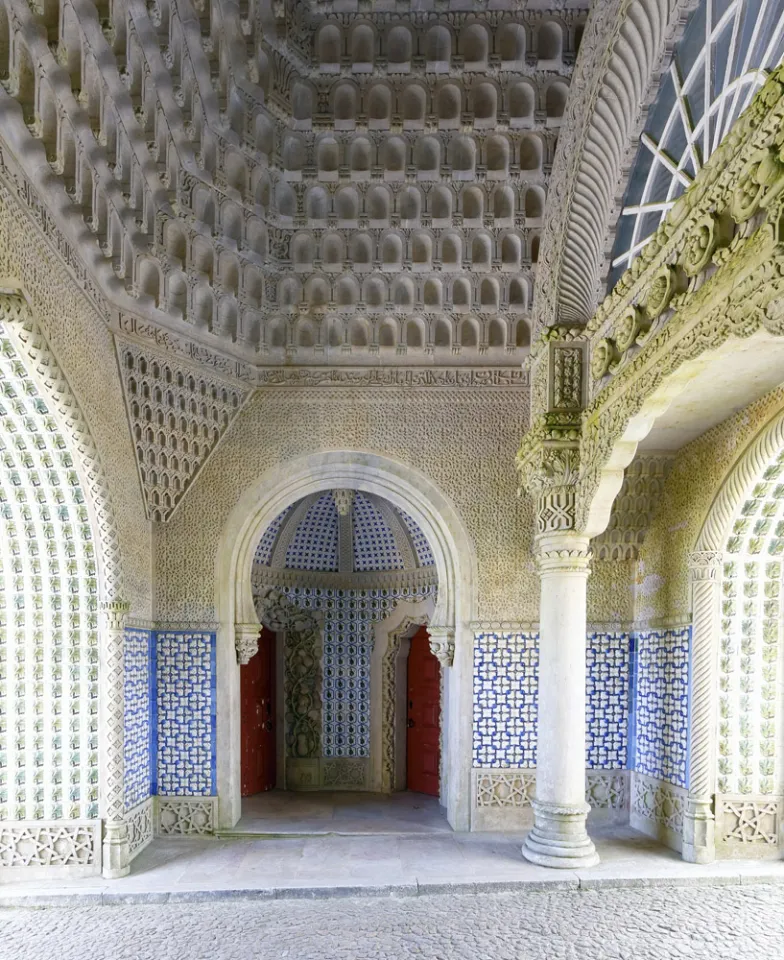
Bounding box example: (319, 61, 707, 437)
(688, 550, 724, 581)
(428, 626, 455, 668)
(235, 622, 261, 665)
(100, 599, 131, 631)
(535, 532, 591, 576)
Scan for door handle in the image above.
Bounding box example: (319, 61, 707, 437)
(407, 718, 415, 728)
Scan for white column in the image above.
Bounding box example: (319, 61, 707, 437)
(683, 550, 723, 863)
(100, 600, 131, 879)
(522, 533, 599, 868)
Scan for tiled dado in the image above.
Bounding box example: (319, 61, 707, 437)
(715, 794, 784, 858)
(123, 629, 217, 806)
(472, 629, 691, 788)
(471, 769, 629, 831)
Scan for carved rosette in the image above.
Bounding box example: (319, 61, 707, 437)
(428, 627, 455, 668)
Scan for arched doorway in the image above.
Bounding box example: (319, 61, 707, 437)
(239, 489, 440, 805)
(215, 451, 477, 831)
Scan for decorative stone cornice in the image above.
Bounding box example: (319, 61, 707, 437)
(575, 64, 784, 535)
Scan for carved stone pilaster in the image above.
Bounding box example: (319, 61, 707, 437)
(428, 627, 455, 668)
(683, 550, 724, 863)
(235, 622, 261, 665)
(518, 328, 588, 537)
(99, 600, 131, 879)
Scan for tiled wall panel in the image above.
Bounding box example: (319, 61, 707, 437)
(124, 629, 155, 809)
(156, 631, 216, 796)
(632, 628, 691, 788)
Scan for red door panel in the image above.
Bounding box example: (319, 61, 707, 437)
(241, 626, 276, 796)
(407, 626, 441, 796)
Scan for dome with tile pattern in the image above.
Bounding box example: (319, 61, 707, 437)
(254, 490, 434, 575)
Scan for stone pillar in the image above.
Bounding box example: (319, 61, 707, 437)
(683, 550, 723, 863)
(99, 599, 131, 879)
(522, 533, 599, 868)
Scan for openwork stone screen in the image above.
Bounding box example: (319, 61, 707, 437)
(720, 445, 784, 796)
(610, 0, 784, 282)
(0, 324, 99, 821)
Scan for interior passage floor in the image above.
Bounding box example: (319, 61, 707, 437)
(227, 790, 451, 835)
(3, 884, 784, 960)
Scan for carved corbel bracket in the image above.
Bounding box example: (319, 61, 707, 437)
(428, 626, 455, 668)
(235, 622, 261, 665)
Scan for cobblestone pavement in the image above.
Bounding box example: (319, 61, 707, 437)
(2, 884, 783, 960)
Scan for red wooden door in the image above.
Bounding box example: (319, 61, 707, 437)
(406, 626, 441, 796)
(241, 626, 276, 796)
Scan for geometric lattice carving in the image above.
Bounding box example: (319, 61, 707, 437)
(125, 798, 154, 859)
(632, 772, 686, 834)
(473, 770, 628, 811)
(593, 456, 673, 560)
(718, 796, 781, 846)
(720, 441, 784, 796)
(0, 319, 100, 822)
(157, 798, 217, 836)
(119, 344, 247, 522)
(586, 771, 628, 811)
(475, 770, 536, 808)
(0, 822, 100, 867)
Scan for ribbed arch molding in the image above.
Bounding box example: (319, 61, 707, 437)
(534, 0, 693, 332)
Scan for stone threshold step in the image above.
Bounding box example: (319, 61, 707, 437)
(1, 872, 783, 909)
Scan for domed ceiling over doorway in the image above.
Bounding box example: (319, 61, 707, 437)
(254, 489, 435, 584)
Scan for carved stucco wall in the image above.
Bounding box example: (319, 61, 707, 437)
(155, 386, 538, 623)
(0, 167, 152, 616)
(637, 385, 784, 626)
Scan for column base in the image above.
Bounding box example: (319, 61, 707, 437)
(682, 796, 715, 864)
(522, 799, 600, 869)
(102, 819, 130, 879)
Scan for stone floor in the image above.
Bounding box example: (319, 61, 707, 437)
(227, 789, 452, 835)
(2, 883, 784, 959)
(2, 823, 783, 905)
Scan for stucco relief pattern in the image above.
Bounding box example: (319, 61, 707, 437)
(155, 388, 533, 623)
(0, 165, 150, 616)
(637, 386, 784, 626)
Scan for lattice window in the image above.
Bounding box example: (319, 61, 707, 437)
(720, 445, 784, 795)
(609, 0, 784, 282)
(0, 324, 99, 821)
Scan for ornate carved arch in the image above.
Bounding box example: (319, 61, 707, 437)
(0, 291, 124, 599)
(534, 0, 696, 333)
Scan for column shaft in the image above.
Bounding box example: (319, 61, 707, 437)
(522, 534, 599, 868)
(100, 600, 131, 879)
(683, 551, 723, 863)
